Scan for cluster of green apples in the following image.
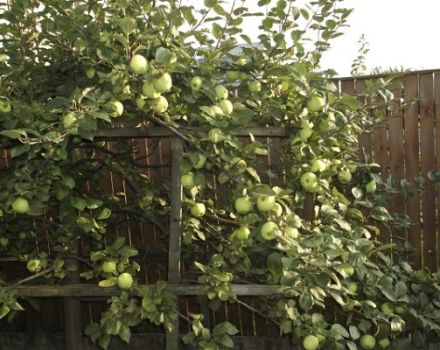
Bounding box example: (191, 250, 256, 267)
(233, 194, 301, 242)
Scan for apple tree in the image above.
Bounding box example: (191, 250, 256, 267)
(1, 0, 440, 349)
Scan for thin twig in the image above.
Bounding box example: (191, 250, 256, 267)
(7, 268, 53, 291)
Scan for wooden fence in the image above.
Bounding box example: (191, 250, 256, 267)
(1, 69, 440, 349)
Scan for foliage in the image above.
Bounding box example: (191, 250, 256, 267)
(0, 1, 439, 350)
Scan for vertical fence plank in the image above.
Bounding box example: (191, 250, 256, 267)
(435, 73, 440, 269)
(403, 74, 422, 267)
(166, 137, 183, 350)
(388, 79, 405, 247)
(419, 73, 437, 270)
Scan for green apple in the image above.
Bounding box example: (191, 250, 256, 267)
(345, 281, 358, 294)
(0, 99, 12, 113)
(27, 259, 43, 273)
(378, 338, 390, 349)
(235, 197, 253, 214)
(300, 127, 313, 142)
(260, 221, 279, 241)
(153, 73, 172, 93)
(130, 54, 148, 75)
(218, 99, 233, 115)
(300, 172, 319, 192)
(257, 195, 276, 212)
(181, 173, 195, 189)
(307, 95, 325, 113)
(85, 67, 96, 79)
(214, 85, 228, 100)
(117, 272, 134, 289)
(102, 261, 117, 273)
(63, 112, 77, 129)
(303, 335, 319, 350)
(110, 101, 124, 117)
(233, 226, 250, 240)
(360, 335, 376, 349)
(142, 81, 161, 99)
(338, 169, 352, 184)
(381, 302, 394, 315)
(12, 197, 30, 214)
(153, 96, 168, 113)
(310, 159, 326, 173)
(248, 81, 261, 93)
(285, 226, 299, 239)
(338, 263, 355, 277)
(271, 203, 283, 216)
(191, 76, 202, 91)
(135, 96, 146, 109)
(191, 202, 206, 217)
(226, 70, 240, 80)
(210, 105, 224, 116)
(208, 128, 223, 143)
(366, 180, 376, 193)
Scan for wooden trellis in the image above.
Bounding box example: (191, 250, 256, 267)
(8, 126, 288, 350)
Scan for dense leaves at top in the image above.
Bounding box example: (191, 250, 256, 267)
(1, 1, 440, 349)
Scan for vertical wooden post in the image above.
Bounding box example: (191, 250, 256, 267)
(64, 251, 83, 350)
(167, 137, 183, 350)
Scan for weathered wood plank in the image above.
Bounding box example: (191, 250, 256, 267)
(13, 284, 282, 297)
(419, 73, 437, 270)
(95, 127, 288, 139)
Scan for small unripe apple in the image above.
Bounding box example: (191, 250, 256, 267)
(85, 67, 96, 79)
(192, 153, 207, 169)
(218, 99, 233, 115)
(300, 172, 319, 192)
(153, 73, 172, 93)
(12, 197, 30, 214)
(142, 82, 161, 99)
(235, 197, 253, 214)
(378, 338, 390, 349)
(27, 259, 42, 273)
(117, 272, 134, 289)
(63, 112, 77, 129)
(181, 173, 195, 189)
(0, 99, 12, 113)
(307, 95, 325, 113)
(256, 195, 276, 212)
(233, 226, 250, 240)
(310, 159, 326, 173)
(208, 128, 223, 143)
(214, 85, 228, 100)
(191, 202, 206, 217)
(260, 221, 279, 241)
(190, 76, 202, 91)
(130, 54, 148, 75)
(153, 96, 168, 113)
(102, 261, 117, 273)
(338, 169, 352, 184)
(360, 334, 376, 349)
(303, 335, 319, 350)
(135, 96, 146, 109)
(110, 101, 124, 117)
(248, 81, 261, 93)
(366, 180, 376, 193)
(300, 127, 313, 142)
(226, 70, 240, 80)
(338, 263, 355, 277)
(381, 302, 394, 315)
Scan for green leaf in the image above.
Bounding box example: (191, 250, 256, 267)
(349, 325, 360, 340)
(119, 325, 131, 343)
(119, 17, 137, 34)
(71, 197, 87, 211)
(181, 6, 196, 25)
(98, 277, 117, 288)
(0, 304, 10, 319)
(331, 323, 350, 338)
(0, 129, 27, 139)
(97, 208, 112, 220)
(246, 167, 261, 183)
(98, 334, 111, 349)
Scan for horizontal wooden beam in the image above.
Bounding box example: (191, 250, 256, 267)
(13, 283, 281, 298)
(95, 127, 288, 139)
